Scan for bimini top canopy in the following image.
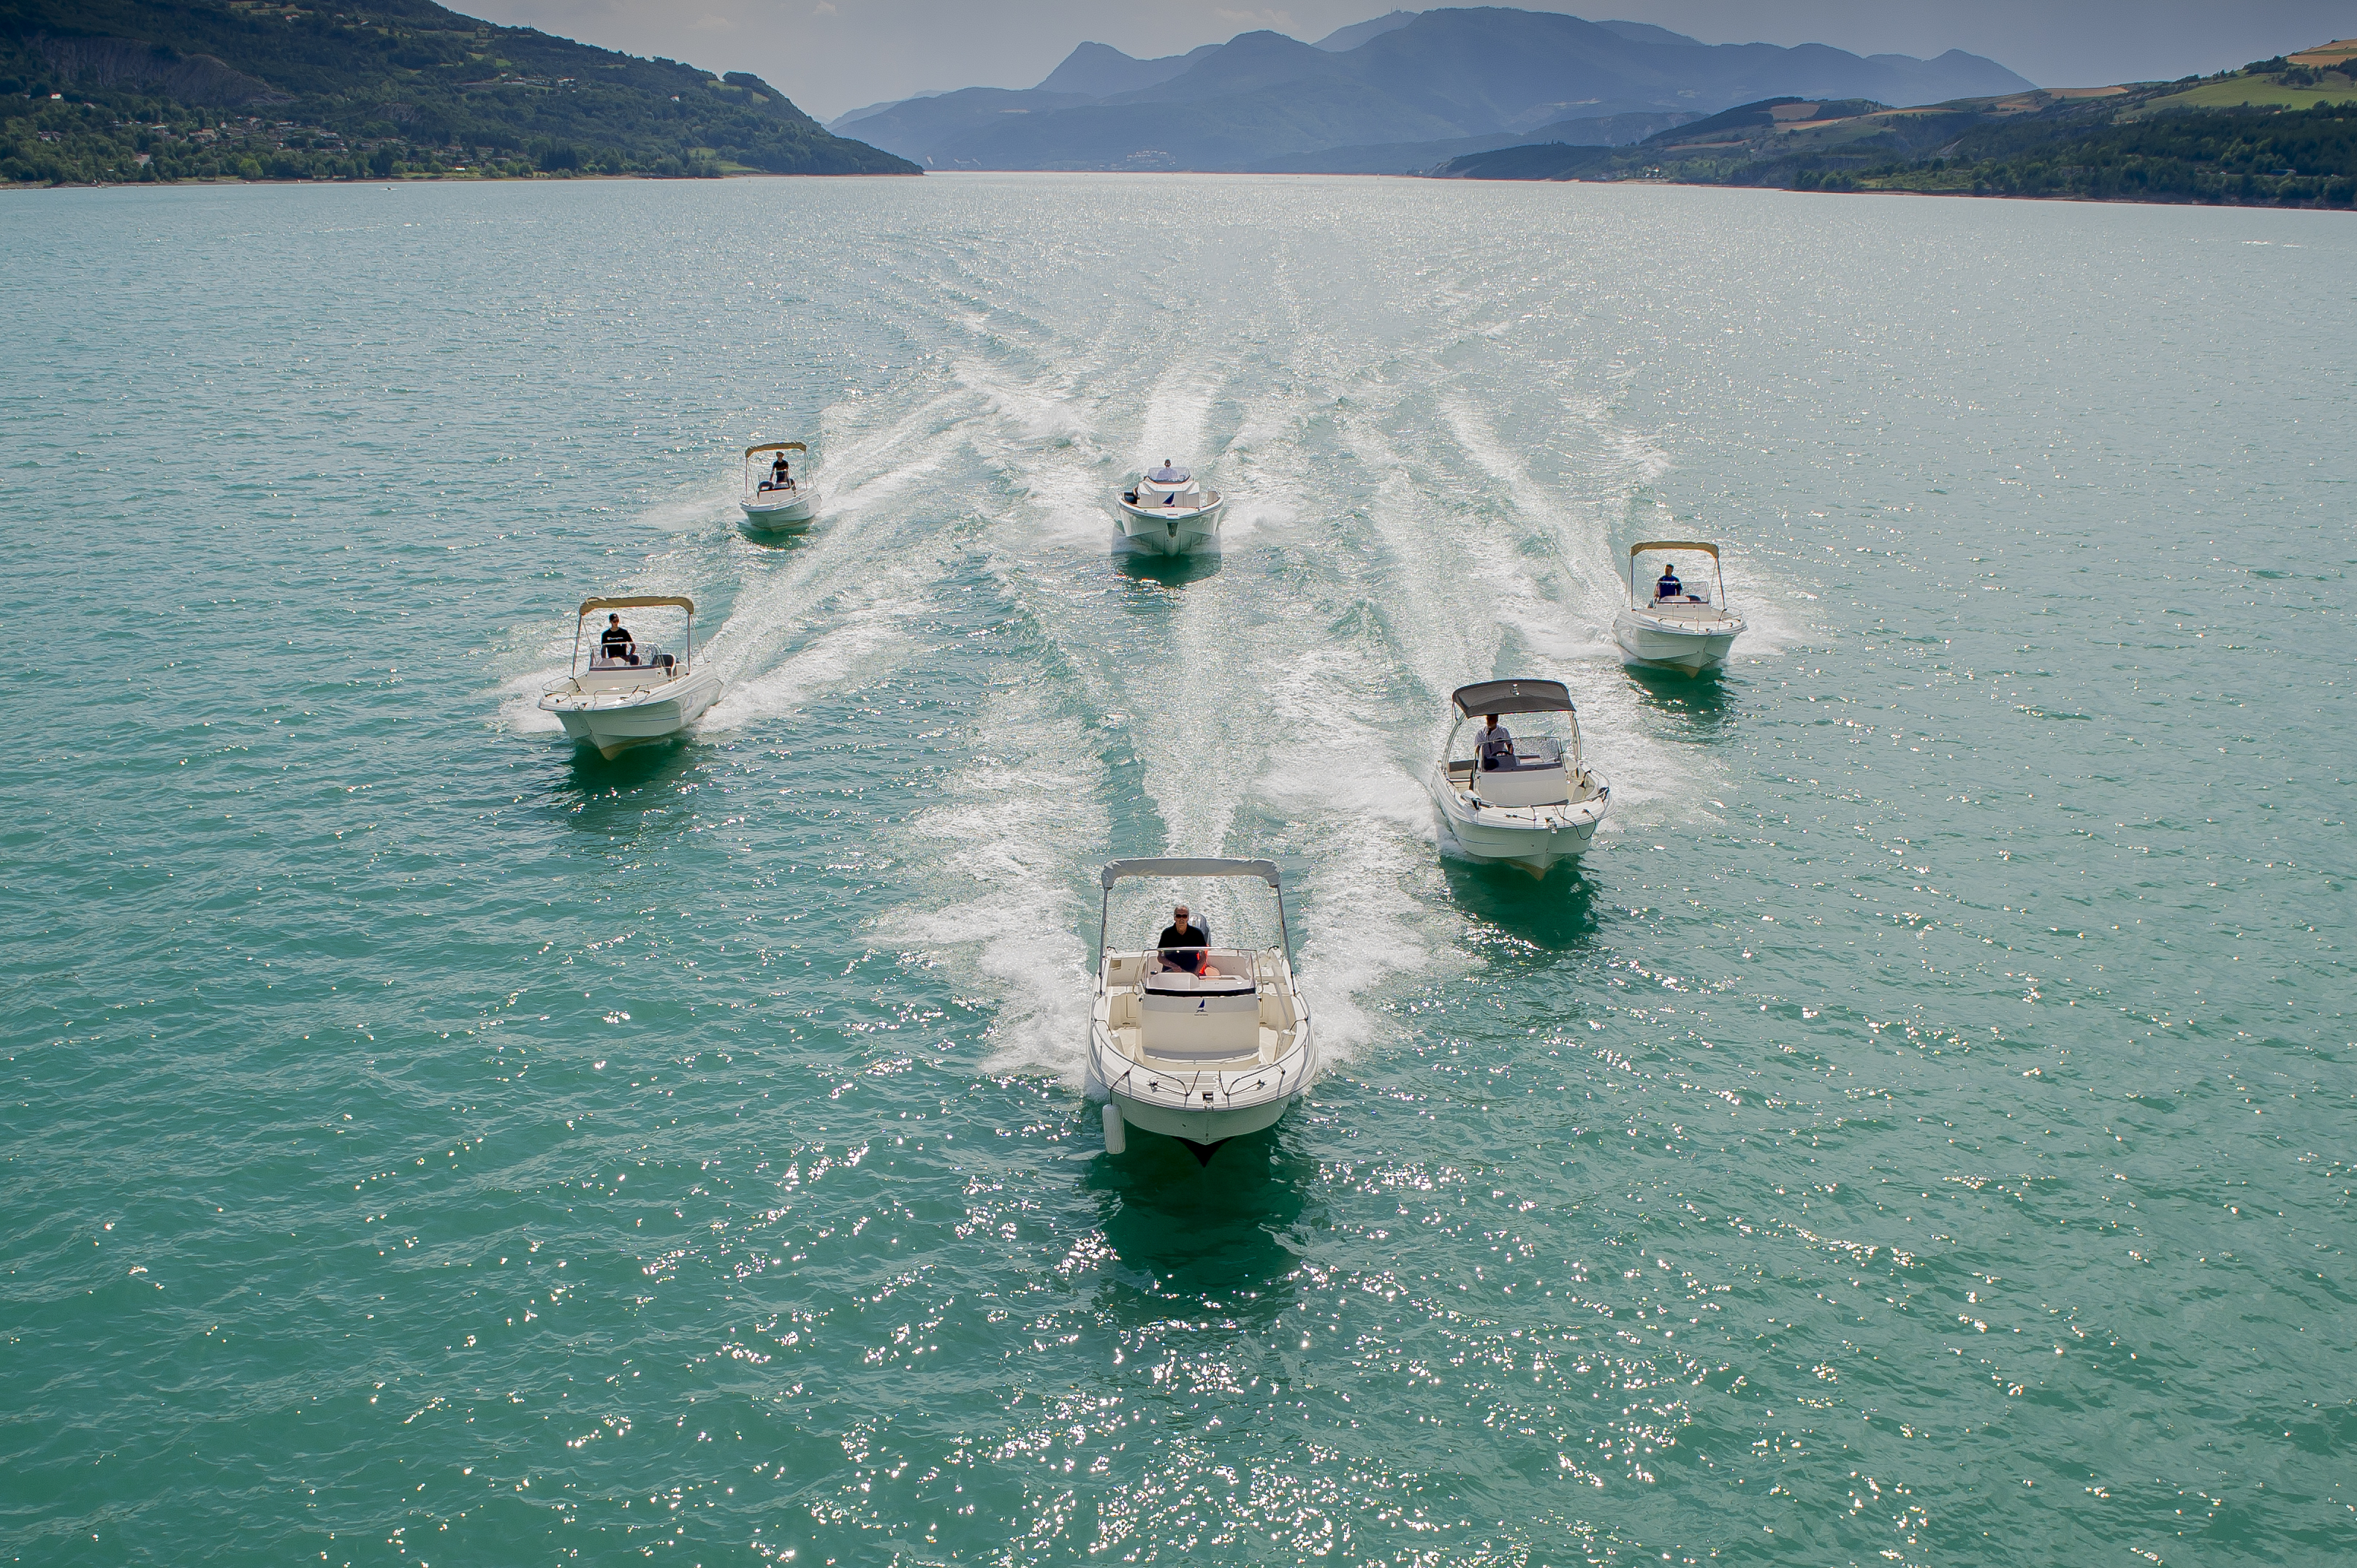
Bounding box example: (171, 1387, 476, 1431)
(1101, 857, 1280, 889)
(1451, 679, 1574, 718)
(577, 594, 694, 617)
(745, 441, 808, 458)
(1629, 540, 1719, 558)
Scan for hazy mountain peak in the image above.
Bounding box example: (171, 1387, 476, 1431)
(1314, 10, 1420, 52)
(1596, 20, 1704, 48)
(846, 4, 2033, 172)
(1033, 40, 1215, 96)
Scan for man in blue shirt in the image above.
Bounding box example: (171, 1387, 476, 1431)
(1655, 565, 1683, 601)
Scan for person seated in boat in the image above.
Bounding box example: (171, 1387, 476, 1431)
(1476, 714, 1514, 771)
(770, 452, 793, 490)
(1655, 565, 1683, 602)
(1147, 459, 1185, 484)
(599, 612, 638, 666)
(1151, 905, 1211, 974)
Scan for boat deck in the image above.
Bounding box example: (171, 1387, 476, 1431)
(1098, 948, 1304, 1070)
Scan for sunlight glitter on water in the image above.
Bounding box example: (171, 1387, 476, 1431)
(2, 174, 2350, 1568)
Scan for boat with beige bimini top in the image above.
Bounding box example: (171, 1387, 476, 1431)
(740, 441, 816, 533)
(537, 595, 723, 758)
(1087, 858, 1316, 1164)
(1614, 540, 1745, 674)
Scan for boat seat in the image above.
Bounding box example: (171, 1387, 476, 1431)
(1476, 762, 1571, 807)
(1139, 987, 1261, 1060)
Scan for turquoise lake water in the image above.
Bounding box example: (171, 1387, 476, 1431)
(2, 174, 2350, 1566)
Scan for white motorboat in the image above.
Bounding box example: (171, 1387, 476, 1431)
(537, 595, 724, 759)
(1430, 679, 1611, 876)
(1614, 541, 1745, 674)
(1087, 858, 1317, 1164)
(1115, 461, 1223, 555)
(739, 441, 816, 533)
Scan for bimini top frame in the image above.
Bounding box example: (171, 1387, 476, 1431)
(568, 595, 697, 675)
(1097, 858, 1291, 967)
(1450, 679, 1574, 719)
(745, 441, 808, 459)
(1627, 540, 1729, 609)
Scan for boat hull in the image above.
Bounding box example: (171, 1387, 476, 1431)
(1431, 767, 1608, 875)
(1115, 497, 1223, 556)
(740, 490, 816, 532)
(1106, 1084, 1295, 1146)
(541, 668, 724, 758)
(1086, 1018, 1316, 1156)
(1614, 608, 1742, 673)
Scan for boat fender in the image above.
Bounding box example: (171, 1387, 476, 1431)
(1101, 1101, 1126, 1155)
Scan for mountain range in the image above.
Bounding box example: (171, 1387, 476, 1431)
(829, 7, 2034, 173)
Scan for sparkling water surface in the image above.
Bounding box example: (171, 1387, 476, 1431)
(2, 174, 2350, 1567)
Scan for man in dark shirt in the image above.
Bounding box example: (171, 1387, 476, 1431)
(1153, 905, 1210, 973)
(599, 612, 637, 665)
(1655, 566, 1683, 601)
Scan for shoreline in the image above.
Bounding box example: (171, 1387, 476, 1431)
(0, 168, 921, 193)
(5, 167, 2348, 215)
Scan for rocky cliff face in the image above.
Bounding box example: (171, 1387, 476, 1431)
(35, 35, 282, 105)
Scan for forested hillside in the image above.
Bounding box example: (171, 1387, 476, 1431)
(0, 0, 916, 185)
(1436, 49, 2357, 209)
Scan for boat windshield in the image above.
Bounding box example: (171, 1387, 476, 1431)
(572, 598, 695, 677)
(1101, 874, 1283, 962)
(588, 640, 675, 671)
(1145, 465, 1192, 484)
(1452, 713, 1572, 771)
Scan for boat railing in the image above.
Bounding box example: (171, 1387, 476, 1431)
(1096, 1036, 1303, 1105)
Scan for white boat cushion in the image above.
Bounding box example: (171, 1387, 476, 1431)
(1478, 762, 1571, 808)
(1139, 990, 1260, 1059)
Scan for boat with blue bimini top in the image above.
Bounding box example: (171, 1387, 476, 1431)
(1087, 858, 1316, 1164)
(1430, 678, 1611, 876)
(537, 595, 723, 759)
(1115, 460, 1224, 555)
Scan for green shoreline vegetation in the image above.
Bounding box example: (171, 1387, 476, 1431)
(1439, 50, 2357, 210)
(1, 0, 916, 187)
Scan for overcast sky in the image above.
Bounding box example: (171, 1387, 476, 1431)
(463, 0, 2357, 121)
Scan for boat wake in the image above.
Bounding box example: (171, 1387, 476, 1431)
(683, 212, 1806, 1078)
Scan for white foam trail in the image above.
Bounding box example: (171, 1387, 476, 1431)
(699, 598, 915, 733)
(1136, 368, 1222, 471)
(877, 682, 1109, 1085)
(1253, 645, 1446, 1059)
(493, 663, 566, 734)
(956, 357, 1092, 445)
(632, 482, 735, 535)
